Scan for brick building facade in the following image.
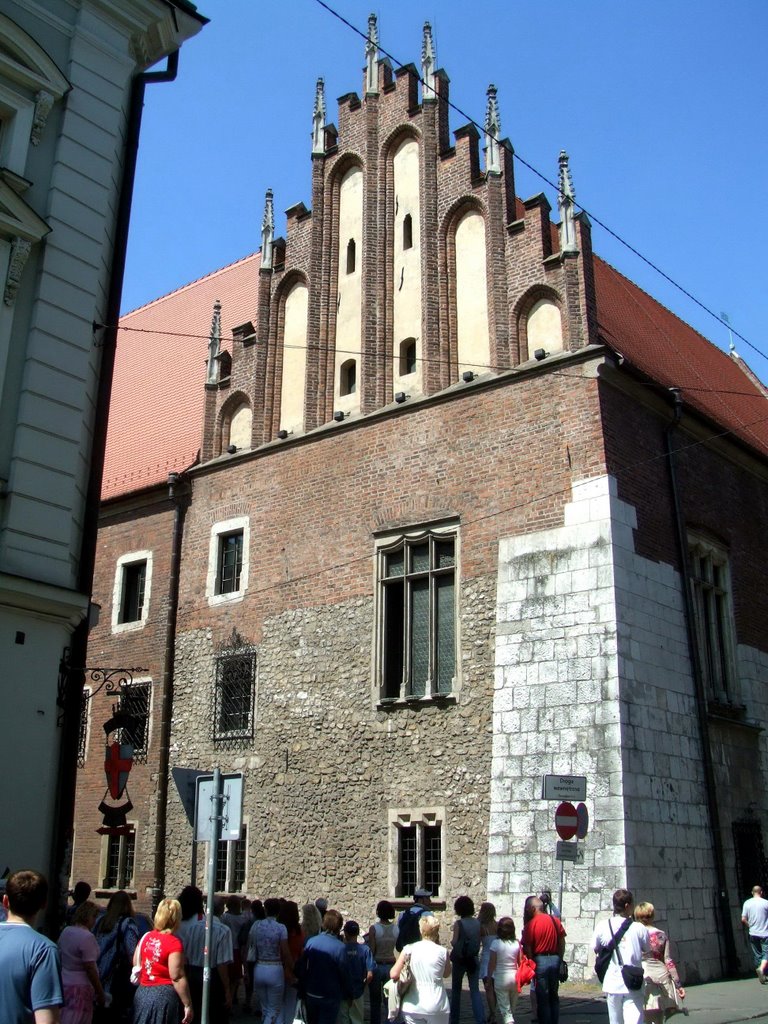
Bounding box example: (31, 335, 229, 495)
(73, 20, 768, 982)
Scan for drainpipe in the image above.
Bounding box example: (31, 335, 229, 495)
(150, 471, 191, 913)
(664, 388, 738, 976)
(48, 52, 182, 933)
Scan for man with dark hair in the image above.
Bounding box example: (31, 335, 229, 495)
(521, 896, 566, 1024)
(339, 920, 374, 1024)
(0, 869, 63, 1023)
(65, 881, 91, 926)
(296, 909, 352, 1024)
(592, 889, 649, 1024)
(395, 887, 433, 951)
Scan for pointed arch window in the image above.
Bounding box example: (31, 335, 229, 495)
(403, 214, 413, 251)
(399, 339, 417, 376)
(346, 238, 356, 274)
(340, 358, 357, 396)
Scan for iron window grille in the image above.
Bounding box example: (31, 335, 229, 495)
(380, 532, 456, 700)
(117, 683, 151, 764)
(213, 631, 256, 749)
(396, 821, 442, 898)
(76, 688, 90, 768)
(119, 560, 147, 623)
(688, 537, 737, 703)
(216, 825, 247, 893)
(216, 531, 244, 596)
(103, 831, 135, 889)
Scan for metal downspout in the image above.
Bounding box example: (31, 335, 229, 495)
(664, 388, 738, 976)
(49, 52, 181, 931)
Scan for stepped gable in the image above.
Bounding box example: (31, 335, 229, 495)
(593, 256, 768, 459)
(102, 253, 261, 501)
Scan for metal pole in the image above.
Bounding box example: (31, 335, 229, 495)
(202, 768, 222, 1024)
(558, 856, 565, 920)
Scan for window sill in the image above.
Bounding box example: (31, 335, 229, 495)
(94, 888, 137, 899)
(377, 694, 456, 711)
(390, 899, 447, 911)
(707, 700, 763, 732)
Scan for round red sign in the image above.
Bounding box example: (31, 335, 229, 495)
(555, 801, 578, 840)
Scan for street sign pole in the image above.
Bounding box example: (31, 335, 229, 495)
(202, 767, 223, 1024)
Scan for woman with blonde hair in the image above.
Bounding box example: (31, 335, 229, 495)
(478, 902, 498, 1024)
(132, 897, 193, 1024)
(301, 902, 323, 940)
(58, 900, 105, 1024)
(633, 902, 685, 1023)
(391, 914, 451, 1024)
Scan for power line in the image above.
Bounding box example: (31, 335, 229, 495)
(311, 0, 765, 366)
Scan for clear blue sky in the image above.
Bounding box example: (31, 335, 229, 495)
(123, 0, 768, 380)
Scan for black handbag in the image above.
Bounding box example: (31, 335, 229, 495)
(595, 919, 631, 982)
(609, 920, 644, 991)
(559, 959, 569, 983)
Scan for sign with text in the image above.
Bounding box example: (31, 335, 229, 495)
(556, 841, 583, 863)
(542, 774, 587, 802)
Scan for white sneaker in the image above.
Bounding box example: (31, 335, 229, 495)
(757, 967, 766, 984)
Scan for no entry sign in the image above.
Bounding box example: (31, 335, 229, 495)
(555, 801, 578, 840)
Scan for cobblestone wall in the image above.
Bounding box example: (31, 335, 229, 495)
(165, 573, 497, 929)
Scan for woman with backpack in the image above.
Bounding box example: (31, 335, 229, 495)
(93, 891, 138, 1021)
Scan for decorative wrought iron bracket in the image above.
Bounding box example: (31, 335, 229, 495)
(56, 647, 147, 724)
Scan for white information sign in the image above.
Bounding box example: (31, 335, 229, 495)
(195, 773, 243, 842)
(542, 774, 587, 802)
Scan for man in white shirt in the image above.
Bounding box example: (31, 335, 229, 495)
(741, 885, 768, 982)
(593, 889, 649, 1024)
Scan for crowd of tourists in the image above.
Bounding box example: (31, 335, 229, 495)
(0, 869, 709, 1024)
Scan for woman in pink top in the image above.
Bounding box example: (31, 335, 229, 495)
(57, 900, 105, 1024)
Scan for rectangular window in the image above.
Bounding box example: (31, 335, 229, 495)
(380, 531, 456, 700)
(119, 561, 147, 623)
(103, 832, 135, 889)
(393, 816, 443, 898)
(688, 536, 737, 702)
(214, 652, 255, 744)
(118, 683, 151, 763)
(217, 531, 244, 595)
(215, 826, 247, 893)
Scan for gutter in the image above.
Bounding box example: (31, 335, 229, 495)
(48, 51, 184, 932)
(664, 387, 738, 977)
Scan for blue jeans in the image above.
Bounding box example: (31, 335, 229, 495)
(369, 963, 392, 1024)
(450, 959, 485, 1024)
(305, 994, 341, 1024)
(533, 955, 561, 1024)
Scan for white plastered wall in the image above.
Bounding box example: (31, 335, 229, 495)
(527, 299, 563, 355)
(489, 474, 731, 982)
(392, 137, 422, 396)
(280, 284, 308, 434)
(455, 210, 490, 375)
(335, 167, 363, 414)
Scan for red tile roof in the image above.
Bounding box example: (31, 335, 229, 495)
(102, 253, 261, 500)
(594, 256, 768, 459)
(101, 247, 768, 502)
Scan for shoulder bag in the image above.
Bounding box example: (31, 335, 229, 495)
(608, 920, 644, 991)
(396, 952, 413, 998)
(595, 918, 631, 982)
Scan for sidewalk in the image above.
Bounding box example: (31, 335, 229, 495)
(232, 976, 768, 1024)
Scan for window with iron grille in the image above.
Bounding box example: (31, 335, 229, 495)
(103, 831, 135, 889)
(379, 530, 457, 700)
(213, 638, 256, 747)
(217, 531, 244, 595)
(119, 561, 147, 623)
(215, 826, 248, 893)
(392, 812, 443, 898)
(117, 682, 151, 764)
(76, 688, 90, 768)
(688, 535, 737, 703)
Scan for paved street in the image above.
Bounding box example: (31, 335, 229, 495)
(231, 976, 768, 1024)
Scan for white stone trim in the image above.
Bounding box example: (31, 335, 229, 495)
(388, 806, 445, 899)
(111, 550, 152, 633)
(206, 516, 250, 607)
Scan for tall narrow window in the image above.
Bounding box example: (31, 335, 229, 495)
(340, 359, 357, 396)
(379, 530, 457, 700)
(403, 213, 413, 250)
(688, 535, 737, 703)
(119, 561, 146, 624)
(103, 832, 135, 889)
(346, 238, 356, 274)
(215, 825, 248, 893)
(213, 646, 256, 746)
(392, 812, 443, 898)
(217, 531, 244, 596)
(399, 339, 417, 376)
